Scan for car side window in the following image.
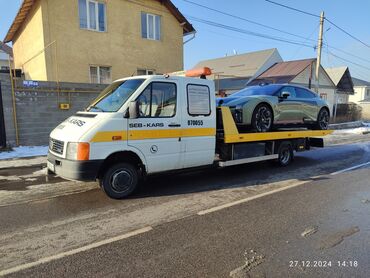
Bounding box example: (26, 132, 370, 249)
(137, 82, 177, 118)
(279, 86, 296, 98)
(296, 88, 316, 99)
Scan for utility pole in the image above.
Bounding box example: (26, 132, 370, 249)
(315, 11, 324, 93)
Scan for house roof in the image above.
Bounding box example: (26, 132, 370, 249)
(249, 58, 339, 88)
(0, 41, 13, 56)
(325, 67, 347, 85)
(4, 0, 195, 43)
(257, 58, 315, 79)
(352, 77, 370, 87)
(325, 67, 354, 93)
(193, 48, 280, 78)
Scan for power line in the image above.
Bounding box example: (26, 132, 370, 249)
(187, 16, 315, 49)
(183, 0, 370, 64)
(326, 44, 370, 65)
(327, 50, 370, 72)
(181, 0, 317, 43)
(264, 0, 320, 18)
(292, 24, 320, 59)
(265, 0, 370, 49)
(325, 18, 370, 49)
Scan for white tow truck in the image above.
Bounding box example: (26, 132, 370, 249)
(47, 68, 332, 199)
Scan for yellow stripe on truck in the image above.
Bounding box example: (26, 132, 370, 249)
(90, 131, 128, 143)
(91, 128, 216, 142)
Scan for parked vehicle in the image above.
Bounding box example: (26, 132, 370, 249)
(218, 84, 330, 132)
(47, 69, 332, 199)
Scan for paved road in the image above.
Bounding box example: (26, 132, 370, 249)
(0, 138, 369, 277)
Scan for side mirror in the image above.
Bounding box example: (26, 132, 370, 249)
(281, 92, 290, 99)
(128, 101, 139, 119)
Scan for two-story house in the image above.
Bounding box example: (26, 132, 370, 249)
(4, 0, 194, 83)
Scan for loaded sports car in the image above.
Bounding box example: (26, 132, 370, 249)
(218, 84, 330, 132)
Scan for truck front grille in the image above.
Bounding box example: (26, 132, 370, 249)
(49, 138, 64, 155)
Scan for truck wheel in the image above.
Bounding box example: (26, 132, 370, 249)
(252, 104, 273, 132)
(99, 163, 139, 199)
(277, 142, 293, 166)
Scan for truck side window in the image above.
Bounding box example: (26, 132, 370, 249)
(137, 82, 177, 118)
(187, 84, 211, 116)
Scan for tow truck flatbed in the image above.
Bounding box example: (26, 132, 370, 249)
(219, 106, 333, 144)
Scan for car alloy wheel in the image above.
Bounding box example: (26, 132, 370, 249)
(253, 105, 273, 132)
(317, 109, 329, 130)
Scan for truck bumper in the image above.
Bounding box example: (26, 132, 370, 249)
(47, 152, 102, 181)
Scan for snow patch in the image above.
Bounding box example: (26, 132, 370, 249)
(333, 126, 370, 135)
(0, 157, 46, 169)
(0, 146, 48, 160)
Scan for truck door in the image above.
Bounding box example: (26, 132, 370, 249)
(128, 81, 182, 173)
(181, 83, 216, 168)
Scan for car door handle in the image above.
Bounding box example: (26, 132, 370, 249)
(168, 123, 181, 127)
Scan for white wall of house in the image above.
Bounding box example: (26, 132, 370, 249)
(337, 93, 349, 104)
(349, 86, 370, 103)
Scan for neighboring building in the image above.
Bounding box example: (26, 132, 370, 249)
(325, 67, 354, 104)
(0, 41, 13, 70)
(4, 0, 194, 83)
(193, 48, 283, 94)
(249, 58, 337, 115)
(349, 77, 370, 103)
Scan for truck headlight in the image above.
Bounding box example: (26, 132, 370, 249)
(66, 143, 78, 160)
(66, 142, 90, 161)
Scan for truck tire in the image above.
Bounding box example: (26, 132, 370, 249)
(277, 142, 293, 166)
(99, 162, 139, 199)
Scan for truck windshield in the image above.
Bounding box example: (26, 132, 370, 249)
(232, 85, 283, 97)
(87, 79, 145, 112)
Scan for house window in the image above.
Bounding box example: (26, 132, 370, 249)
(320, 93, 328, 100)
(137, 69, 156, 75)
(366, 89, 370, 97)
(141, 12, 161, 40)
(79, 0, 106, 32)
(90, 66, 111, 84)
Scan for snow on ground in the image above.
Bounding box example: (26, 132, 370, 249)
(0, 168, 48, 181)
(0, 157, 47, 169)
(0, 146, 48, 160)
(333, 126, 370, 135)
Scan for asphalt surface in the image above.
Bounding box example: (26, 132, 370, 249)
(0, 134, 370, 277)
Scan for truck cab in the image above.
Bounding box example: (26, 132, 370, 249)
(48, 70, 216, 198)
